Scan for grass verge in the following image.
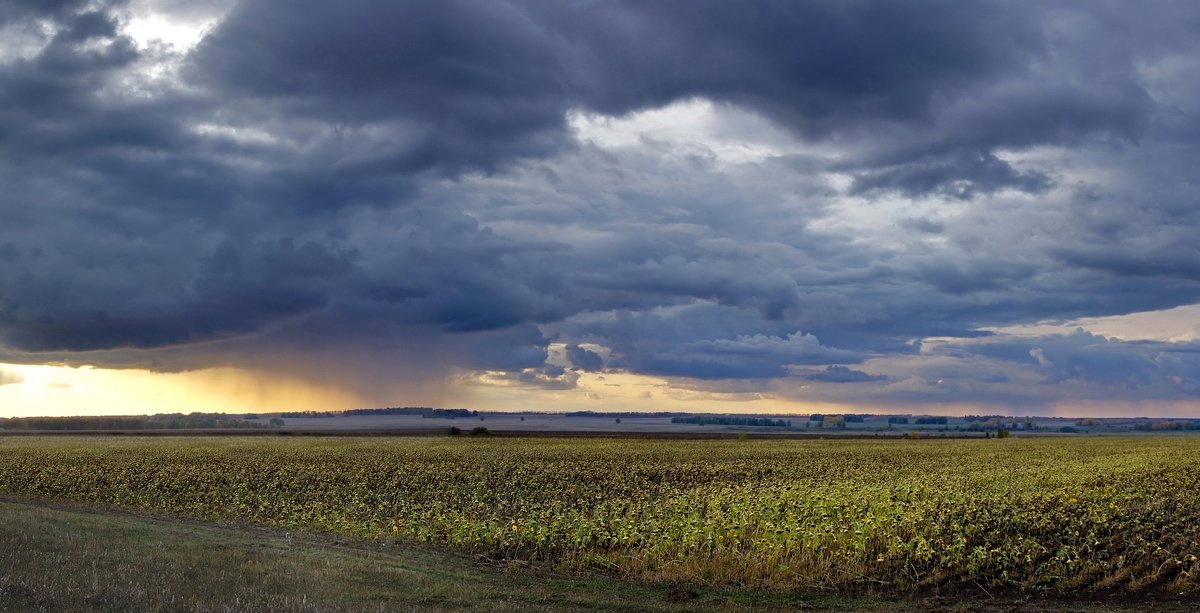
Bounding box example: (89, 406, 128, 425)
(0, 498, 1193, 612)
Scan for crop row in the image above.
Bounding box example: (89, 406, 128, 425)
(0, 435, 1197, 593)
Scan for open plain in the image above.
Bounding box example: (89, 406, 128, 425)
(2, 434, 1198, 610)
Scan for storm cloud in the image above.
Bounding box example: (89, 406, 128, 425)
(2, 0, 1200, 413)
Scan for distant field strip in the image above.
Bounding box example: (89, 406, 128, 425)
(1, 436, 1198, 594)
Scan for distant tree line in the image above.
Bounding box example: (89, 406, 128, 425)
(1134, 421, 1200, 431)
(964, 419, 1038, 432)
(808, 414, 864, 423)
(276, 407, 476, 419)
(0, 413, 266, 431)
(914, 416, 949, 425)
(671, 416, 792, 428)
(564, 411, 687, 418)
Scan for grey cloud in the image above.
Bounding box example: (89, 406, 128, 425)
(0, 244, 20, 263)
(806, 365, 887, 383)
(485, 366, 580, 391)
(555, 303, 861, 380)
(900, 218, 945, 235)
(914, 259, 1038, 296)
(0, 237, 343, 352)
(932, 330, 1200, 396)
(452, 325, 552, 373)
(581, 256, 803, 320)
(1025, 334, 1182, 390)
(1053, 243, 1200, 282)
(757, 357, 1040, 411)
(758, 329, 1200, 410)
(0, 0, 98, 24)
(565, 344, 603, 371)
(2, 1, 1200, 412)
(850, 151, 1053, 200)
(188, 0, 1159, 189)
(565, 1, 1043, 134)
(192, 0, 573, 175)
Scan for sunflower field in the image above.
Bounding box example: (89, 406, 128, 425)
(1, 435, 1197, 594)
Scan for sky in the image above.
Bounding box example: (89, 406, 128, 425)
(2, 0, 1200, 418)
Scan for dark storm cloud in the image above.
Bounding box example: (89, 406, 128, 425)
(484, 366, 581, 391)
(188, 0, 1156, 193)
(806, 366, 887, 384)
(0, 0, 97, 24)
(192, 0, 573, 176)
(565, 344, 603, 372)
(555, 303, 862, 380)
(0, 237, 343, 352)
(768, 331, 1200, 411)
(963, 330, 1200, 392)
(2, 0, 1200, 411)
(850, 151, 1053, 200)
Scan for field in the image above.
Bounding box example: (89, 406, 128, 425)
(2, 435, 1199, 602)
(3, 499, 820, 612)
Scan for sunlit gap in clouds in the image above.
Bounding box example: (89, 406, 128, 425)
(120, 0, 236, 53)
(984, 304, 1200, 343)
(566, 98, 828, 167)
(0, 363, 363, 417)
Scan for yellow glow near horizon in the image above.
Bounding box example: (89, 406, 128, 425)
(0, 362, 364, 418)
(454, 370, 854, 415)
(3, 361, 1198, 419)
(453, 370, 1200, 418)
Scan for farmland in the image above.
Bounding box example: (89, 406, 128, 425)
(1, 435, 1199, 598)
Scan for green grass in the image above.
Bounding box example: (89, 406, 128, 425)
(0, 498, 715, 612)
(1, 498, 1193, 612)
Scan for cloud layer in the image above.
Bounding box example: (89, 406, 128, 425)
(2, 0, 1200, 413)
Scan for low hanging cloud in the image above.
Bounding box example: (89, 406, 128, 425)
(479, 366, 581, 391)
(2, 0, 1200, 412)
(805, 366, 888, 384)
(0, 367, 23, 386)
(849, 151, 1054, 200)
(564, 344, 603, 372)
